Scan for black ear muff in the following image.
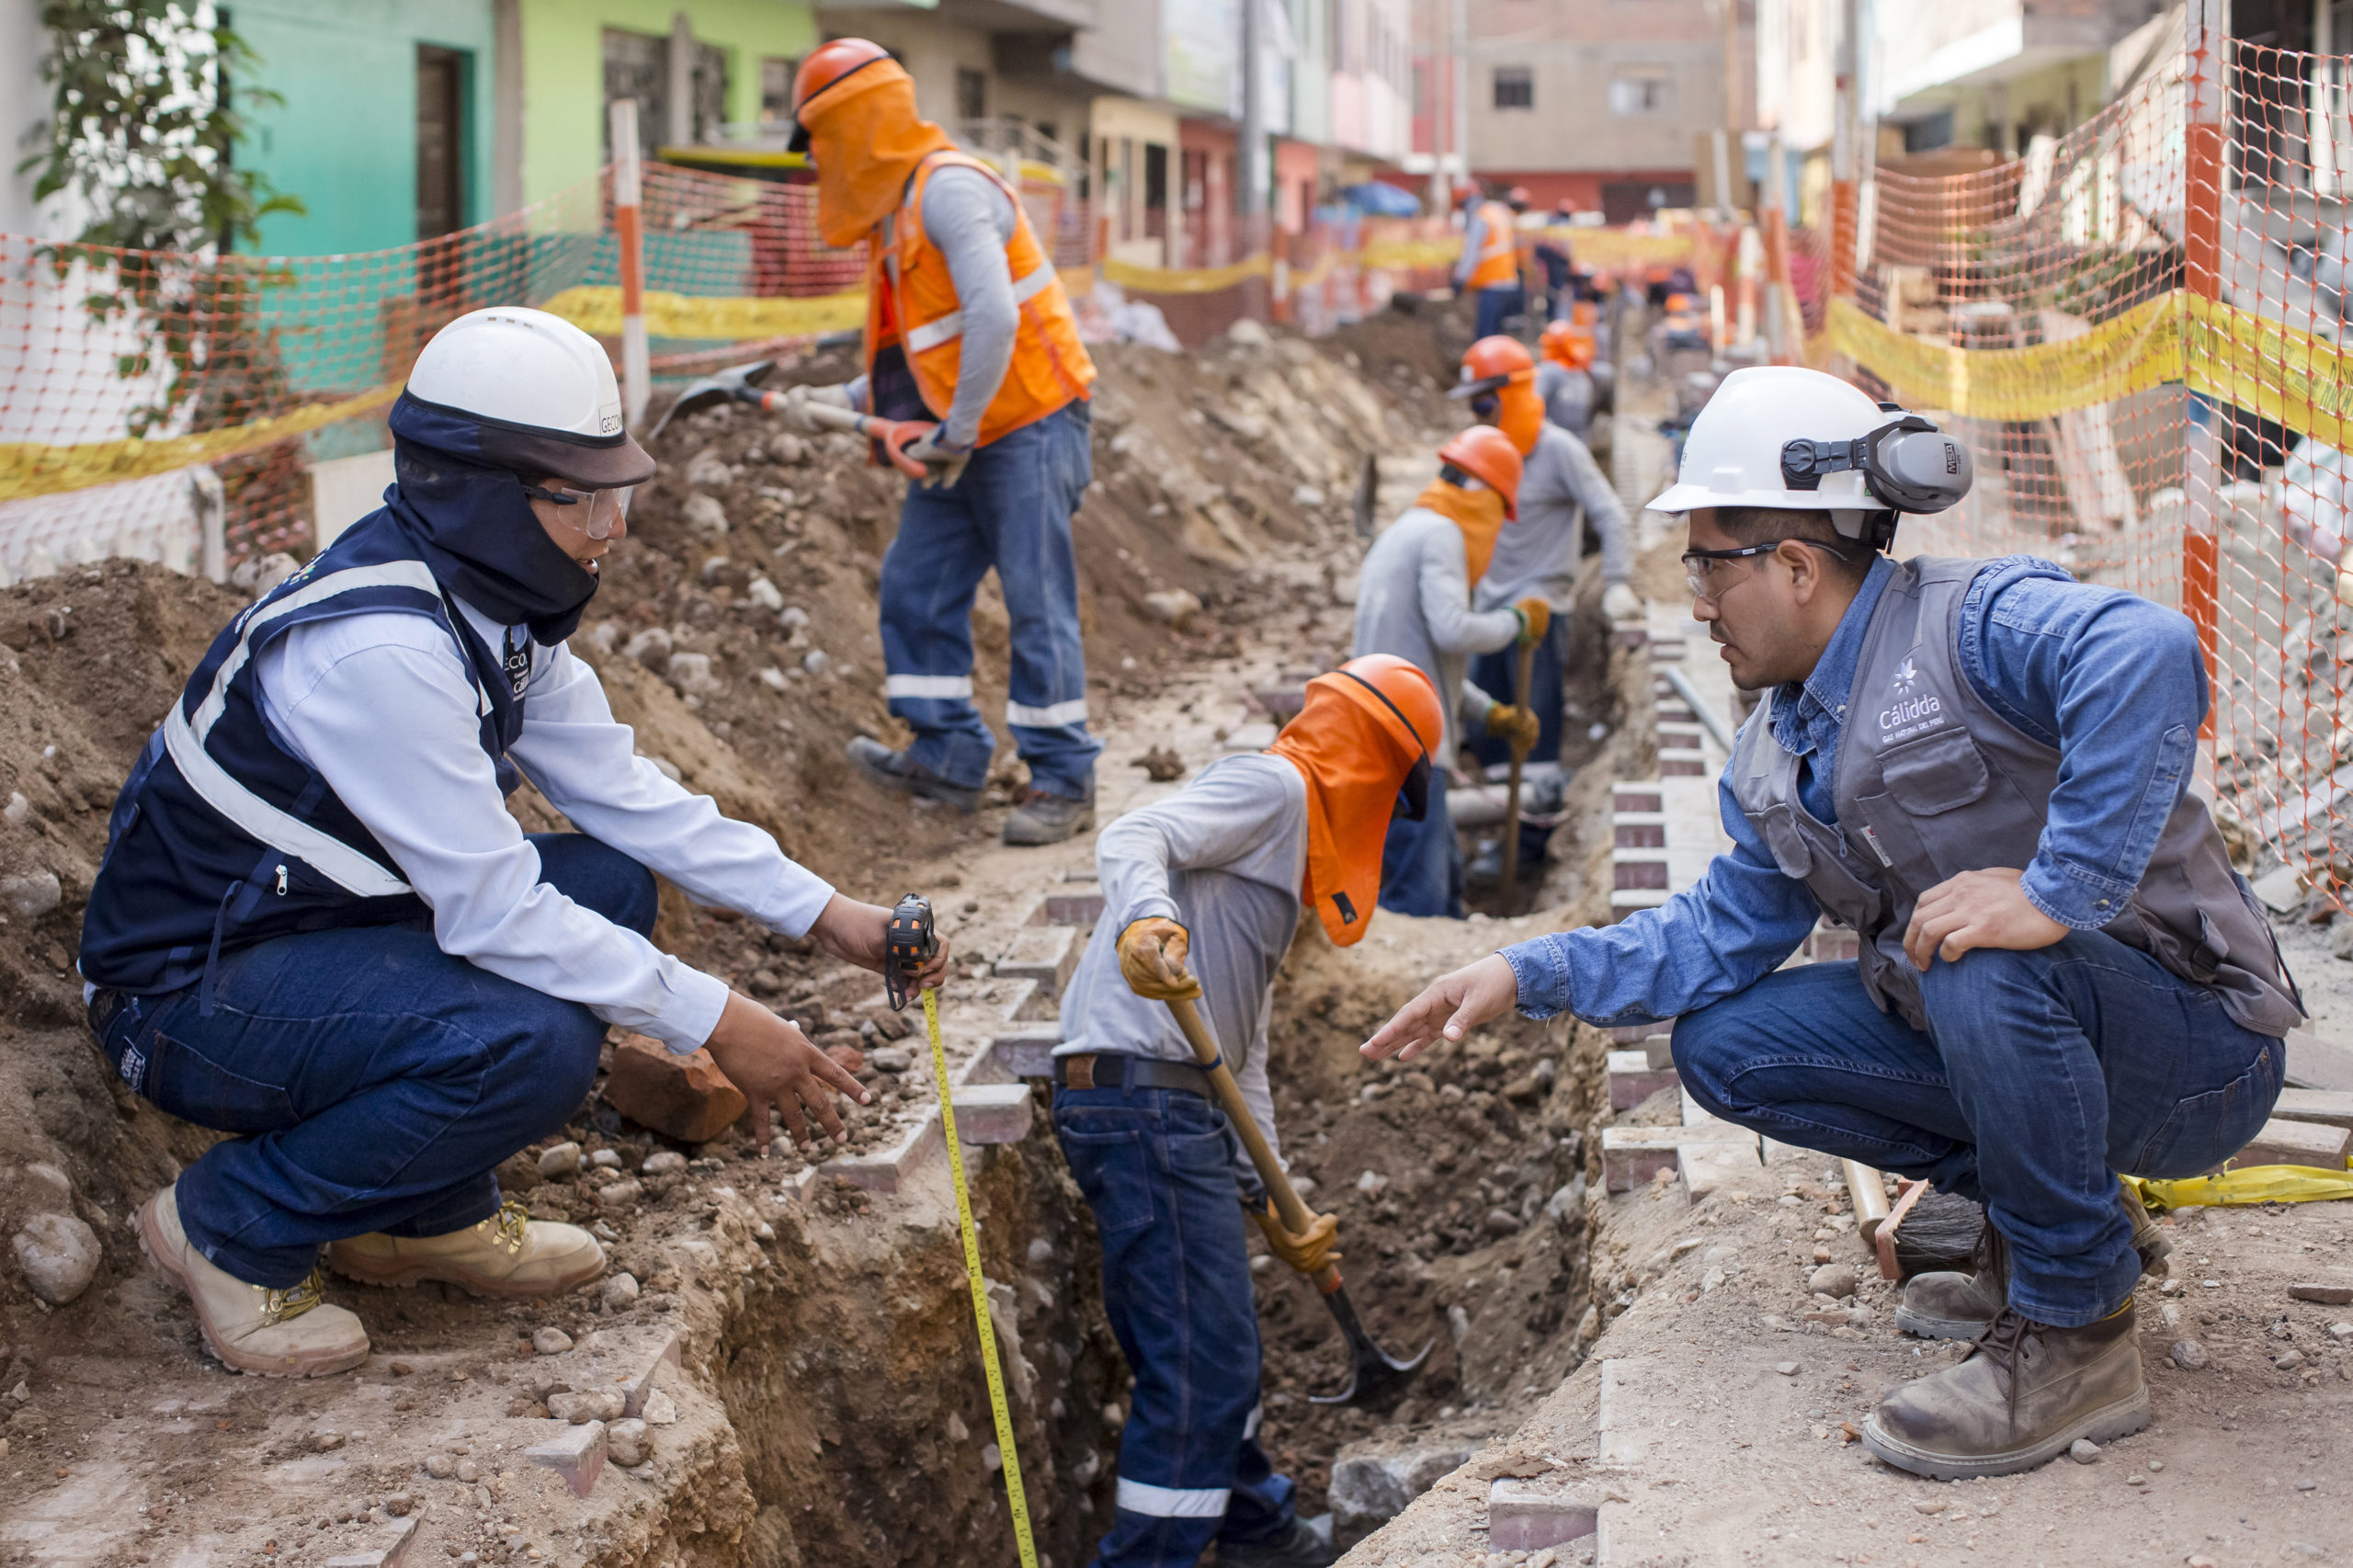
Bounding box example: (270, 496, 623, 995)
(1398, 754, 1432, 823)
(1779, 414, 1972, 516)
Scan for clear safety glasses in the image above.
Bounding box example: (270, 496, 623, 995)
(1681, 538, 1852, 605)
(523, 483, 634, 540)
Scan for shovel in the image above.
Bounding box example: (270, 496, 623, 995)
(1498, 635, 1540, 902)
(647, 358, 937, 479)
(1163, 994, 1430, 1410)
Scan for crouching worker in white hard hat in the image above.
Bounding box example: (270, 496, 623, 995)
(1362, 366, 2300, 1480)
(77, 307, 950, 1377)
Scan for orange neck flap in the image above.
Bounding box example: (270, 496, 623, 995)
(1417, 479, 1509, 586)
(1267, 684, 1425, 947)
(1496, 381, 1545, 456)
(801, 63, 958, 248)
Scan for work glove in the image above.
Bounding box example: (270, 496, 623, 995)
(1486, 702, 1541, 756)
(1249, 1200, 1342, 1278)
(1513, 597, 1552, 645)
(902, 426, 972, 491)
(1602, 583, 1643, 621)
(780, 382, 854, 435)
(1117, 917, 1203, 1001)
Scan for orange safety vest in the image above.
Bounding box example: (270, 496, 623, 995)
(1466, 200, 1518, 290)
(864, 151, 1095, 448)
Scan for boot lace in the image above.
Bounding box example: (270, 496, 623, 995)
(257, 1264, 330, 1326)
(478, 1198, 530, 1257)
(1967, 1304, 2040, 1435)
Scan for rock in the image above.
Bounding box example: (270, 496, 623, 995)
(424, 1453, 455, 1479)
(601, 1272, 641, 1312)
(779, 605, 810, 632)
(1142, 588, 1203, 631)
(537, 1142, 583, 1178)
(1912, 1499, 1945, 1515)
(1807, 1263, 1858, 1300)
(2168, 1338, 2209, 1369)
(982, 1443, 1003, 1472)
(12, 1213, 98, 1304)
(1357, 1170, 1391, 1195)
(622, 627, 674, 666)
(2069, 1438, 2100, 1463)
(642, 1151, 687, 1176)
(1701, 1267, 1726, 1291)
(532, 1327, 574, 1356)
(314, 1432, 347, 1452)
(2333, 918, 2353, 960)
(642, 1388, 677, 1426)
(2333, 1322, 2353, 1340)
(603, 1034, 748, 1143)
(606, 1416, 650, 1467)
(682, 493, 729, 536)
(2252, 864, 2306, 914)
(455, 1459, 479, 1483)
(548, 1389, 626, 1424)
(3, 792, 28, 825)
(1134, 745, 1185, 781)
(1225, 317, 1271, 348)
(2274, 1348, 2306, 1370)
(2287, 1282, 2353, 1305)
(1545, 1178, 1586, 1225)
(746, 576, 785, 611)
(820, 1035, 865, 1074)
(1327, 1437, 1479, 1549)
(0, 871, 62, 921)
(1775, 1362, 1799, 1375)
(946, 1411, 969, 1443)
(1290, 484, 1326, 507)
(665, 651, 722, 697)
(1483, 1207, 1521, 1236)
(384, 1492, 414, 1517)
(597, 1178, 644, 1210)
(868, 1046, 912, 1074)
(801, 649, 829, 676)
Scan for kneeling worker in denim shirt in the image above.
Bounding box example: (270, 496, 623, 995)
(1360, 366, 2300, 1479)
(1054, 655, 1443, 1568)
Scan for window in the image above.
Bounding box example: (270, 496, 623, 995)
(956, 67, 986, 123)
(1494, 67, 1533, 110)
(759, 57, 799, 127)
(1608, 72, 1671, 116)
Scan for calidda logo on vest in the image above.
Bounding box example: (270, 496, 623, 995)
(1881, 653, 1944, 739)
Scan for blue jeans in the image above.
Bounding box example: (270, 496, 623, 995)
(1473, 284, 1525, 340)
(1054, 1085, 1295, 1568)
(1671, 933, 2285, 1326)
(1471, 619, 1565, 867)
(878, 402, 1101, 796)
(1381, 790, 1463, 919)
(90, 834, 653, 1288)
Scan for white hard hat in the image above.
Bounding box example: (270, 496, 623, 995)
(1648, 364, 1971, 539)
(404, 307, 654, 486)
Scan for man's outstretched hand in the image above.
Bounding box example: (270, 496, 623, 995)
(704, 992, 872, 1153)
(1902, 867, 2068, 971)
(1359, 953, 1521, 1062)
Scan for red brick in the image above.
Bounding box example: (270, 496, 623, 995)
(603, 1035, 747, 1143)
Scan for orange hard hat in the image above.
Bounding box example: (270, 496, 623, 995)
(1448, 335, 1536, 402)
(1540, 320, 1596, 369)
(1571, 300, 1600, 327)
(1665, 291, 1696, 314)
(788, 38, 895, 151)
(1506, 186, 1531, 209)
(1437, 425, 1523, 517)
(1325, 653, 1444, 764)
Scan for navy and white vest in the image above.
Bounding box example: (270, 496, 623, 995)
(80, 512, 529, 995)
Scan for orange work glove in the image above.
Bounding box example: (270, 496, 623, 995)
(1248, 1201, 1343, 1277)
(1514, 597, 1552, 644)
(1486, 702, 1541, 755)
(1117, 917, 1203, 1001)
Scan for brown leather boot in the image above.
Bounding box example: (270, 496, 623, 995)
(1896, 1186, 2172, 1341)
(1862, 1302, 2149, 1479)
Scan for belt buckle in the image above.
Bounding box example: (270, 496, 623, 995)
(1065, 1053, 1097, 1091)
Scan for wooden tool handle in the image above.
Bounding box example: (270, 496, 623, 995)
(1500, 635, 1540, 898)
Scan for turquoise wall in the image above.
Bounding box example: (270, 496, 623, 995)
(233, 0, 498, 256)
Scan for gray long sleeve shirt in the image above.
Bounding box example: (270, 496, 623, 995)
(852, 165, 1022, 447)
(1535, 360, 1594, 437)
(1055, 755, 1307, 1156)
(1473, 424, 1631, 612)
(1353, 506, 1523, 765)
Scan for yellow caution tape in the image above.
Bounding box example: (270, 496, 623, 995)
(1359, 236, 1461, 271)
(538, 284, 869, 341)
(0, 382, 402, 504)
(1099, 251, 1273, 296)
(2125, 1165, 2353, 1213)
(922, 987, 1039, 1568)
(2183, 291, 2353, 458)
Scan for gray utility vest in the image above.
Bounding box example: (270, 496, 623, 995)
(1729, 556, 2302, 1038)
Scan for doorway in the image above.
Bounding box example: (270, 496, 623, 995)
(415, 45, 467, 240)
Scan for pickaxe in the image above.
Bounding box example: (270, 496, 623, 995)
(1163, 995, 1431, 1410)
(647, 358, 936, 479)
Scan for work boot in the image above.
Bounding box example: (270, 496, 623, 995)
(327, 1199, 604, 1299)
(1003, 781, 1096, 846)
(847, 736, 982, 812)
(1218, 1517, 1336, 1568)
(1860, 1301, 2149, 1479)
(138, 1183, 369, 1378)
(1897, 1187, 2175, 1341)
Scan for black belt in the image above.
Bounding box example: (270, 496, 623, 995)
(1054, 1052, 1213, 1098)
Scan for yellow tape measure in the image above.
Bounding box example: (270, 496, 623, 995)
(924, 987, 1040, 1568)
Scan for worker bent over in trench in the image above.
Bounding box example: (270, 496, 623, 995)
(76, 307, 947, 1377)
(1363, 365, 2298, 1480)
(1056, 655, 1446, 1568)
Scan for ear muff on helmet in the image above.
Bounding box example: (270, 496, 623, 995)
(1779, 414, 1974, 517)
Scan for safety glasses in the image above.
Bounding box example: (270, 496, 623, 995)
(523, 483, 633, 540)
(1681, 538, 1852, 605)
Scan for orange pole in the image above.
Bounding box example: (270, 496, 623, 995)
(2185, 0, 2225, 739)
(1829, 180, 1859, 298)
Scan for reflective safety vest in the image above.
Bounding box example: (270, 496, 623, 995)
(1466, 200, 1519, 290)
(864, 151, 1095, 449)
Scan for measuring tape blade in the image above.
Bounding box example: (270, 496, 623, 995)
(924, 987, 1040, 1568)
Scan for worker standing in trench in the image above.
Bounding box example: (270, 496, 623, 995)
(1353, 426, 1542, 917)
(1453, 187, 1527, 342)
(1362, 365, 2300, 1480)
(1054, 654, 1445, 1568)
(76, 308, 947, 1378)
(1445, 336, 1637, 883)
(1534, 319, 1599, 440)
(779, 39, 1103, 847)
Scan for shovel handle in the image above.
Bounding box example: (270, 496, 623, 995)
(779, 395, 935, 480)
(1499, 635, 1540, 900)
(1164, 995, 1343, 1294)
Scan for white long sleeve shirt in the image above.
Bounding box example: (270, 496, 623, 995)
(253, 595, 835, 1051)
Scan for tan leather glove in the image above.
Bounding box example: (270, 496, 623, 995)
(1117, 917, 1203, 1001)
(1249, 1201, 1342, 1277)
(1514, 597, 1552, 644)
(1487, 702, 1541, 755)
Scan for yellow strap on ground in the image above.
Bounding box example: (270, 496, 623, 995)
(922, 987, 1039, 1568)
(539, 285, 868, 341)
(2124, 1165, 2353, 1214)
(0, 382, 402, 504)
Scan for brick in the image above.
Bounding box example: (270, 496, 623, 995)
(602, 1036, 746, 1144)
(1597, 1358, 1646, 1465)
(2288, 1282, 2353, 1305)
(996, 978, 1053, 1023)
(823, 1110, 944, 1195)
(996, 925, 1081, 999)
(2284, 1028, 2353, 1092)
(950, 1084, 1035, 1145)
(1607, 1051, 1679, 1111)
(990, 1023, 1062, 1079)
(2230, 1118, 2351, 1169)
(1660, 753, 1709, 777)
(1040, 888, 1107, 927)
(1613, 859, 1669, 891)
(1641, 1033, 1675, 1070)
(1680, 1137, 1766, 1201)
(1614, 822, 1666, 848)
(619, 1330, 684, 1418)
(321, 1516, 417, 1568)
(1611, 789, 1663, 813)
(525, 1420, 607, 1498)
(2274, 1088, 2353, 1131)
(1608, 889, 1670, 920)
(1602, 1124, 1752, 1191)
(1486, 1478, 1598, 1551)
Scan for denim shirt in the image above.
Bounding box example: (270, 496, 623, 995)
(1503, 552, 2212, 1028)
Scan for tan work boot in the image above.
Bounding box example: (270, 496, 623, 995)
(1862, 1301, 2149, 1479)
(1896, 1185, 2172, 1341)
(326, 1198, 603, 1298)
(138, 1184, 369, 1378)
